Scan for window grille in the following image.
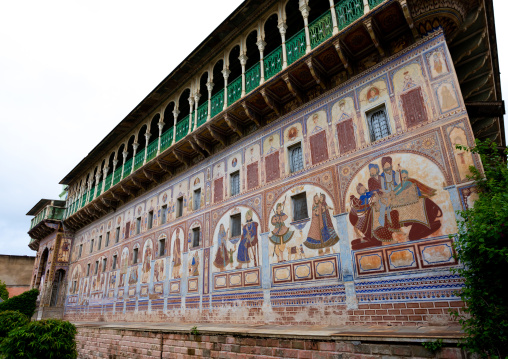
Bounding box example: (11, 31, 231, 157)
(161, 205, 167, 224)
(148, 211, 153, 229)
(115, 227, 120, 243)
(133, 248, 138, 264)
(192, 228, 200, 248)
(159, 238, 166, 257)
(292, 193, 308, 221)
(368, 106, 391, 142)
(112, 255, 117, 270)
(289, 143, 304, 173)
(136, 217, 141, 234)
(231, 214, 241, 237)
(177, 197, 183, 218)
(230, 171, 240, 196)
(194, 189, 201, 210)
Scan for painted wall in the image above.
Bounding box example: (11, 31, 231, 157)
(55, 32, 478, 326)
(0, 255, 35, 298)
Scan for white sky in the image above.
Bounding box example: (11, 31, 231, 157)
(0, 0, 506, 256)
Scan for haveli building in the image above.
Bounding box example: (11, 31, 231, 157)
(27, 0, 504, 356)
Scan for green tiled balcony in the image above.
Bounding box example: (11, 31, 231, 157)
(245, 63, 261, 94)
(146, 139, 158, 162)
(123, 158, 133, 177)
(160, 127, 174, 152)
(175, 116, 190, 142)
(309, 11, 334, 49)
(264, 46, 282, 80)
(227, 76, 242, 105)
(210, 90, 224, 118)
(286, 29, 306, 65)
(196, 102, 208, 128)
(336, 0, 364, 30)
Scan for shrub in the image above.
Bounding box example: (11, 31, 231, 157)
(452, 139, 508, 357)
(0, 319, 77, 359)
(0, 280, 8, 301)
(0, 311, 29, 338)
(0, 288, 38, 318)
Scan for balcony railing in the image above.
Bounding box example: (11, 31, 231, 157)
(264, 46, 283, 80)
(112, 167, 122, 186)
(245, 63, 261, 94)
(368, 0, 383, 8)
(146, 139, 158, 162)
(336, 0, 364, 30)
(123, 158, 133, 177)
(104, 174, 113, 192)
(29, 205, 65, 230)
(175, 116, 190, 142)
(286, 29, 307, 65)
(196, 102, 208, 128)
(96, 181, 103, 196)
(309, 11, 334, 49)
(160, 127, 174, 152)
(210, 89, 224, 118)
(227, 76, 242, 105)
(134, 150, 145, 171)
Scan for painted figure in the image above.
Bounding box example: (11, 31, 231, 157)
(441, 85, 457, 110)
(304, 194, 339, 254)
(172, 231, 182, 279)
(120, 248, 129, 286)
(142, 244, 152, 283)
(433, 53, 443, 74)
(269, 201, 294, 262)
(213, 224, 229, 271)
(367, 87, 380, 102)
(349, 161, 443, 250)
(189, 252, 199, 276)
(237, 210, 259, 269)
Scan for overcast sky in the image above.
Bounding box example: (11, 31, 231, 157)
(0, 1, 506, 257)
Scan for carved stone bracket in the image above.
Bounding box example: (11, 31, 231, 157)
(207, 126, 227, 147)
(260, 88, 281, 116)
(173, 149, 191, 168)
(333, 40, 353, 75)
(364, 18, 385, 57)
(283, 73, 306, 105)
(193, 135, 213, 155)
(156, 159, 175, 175)
(143, 169, 162, 184)
(306, 58, 328, 90)
(242, 102, 264, 127)
(224, 113, 243, 137)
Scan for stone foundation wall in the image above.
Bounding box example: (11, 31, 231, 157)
(75, 326, 465, 359)
(65, 299, 462, 327)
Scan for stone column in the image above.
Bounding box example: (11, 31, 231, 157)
(206, 80, 214, 120)
(363, 0, 370, 13)
(121, 150, 128, 179)
(300, 3, 311, 53)
(239, 53, 248, 96)
(334, 212, 358, 310)
(94, 172, 101, 198)
(144, 132, 151, 164)
(132, 142, 139, 172)
(157, 120, 164, 155)
(222, 68, 231, 108)
(278, 22, 288, 69)
(194, 92, 201, 129)
(172, 109, 179, 145)
(111, 159, 118, 184)
(188, 96, 194, 135)
(257, 39, 267, 84)
(329, 0, 339, 35)
(101, 165, 109, 193)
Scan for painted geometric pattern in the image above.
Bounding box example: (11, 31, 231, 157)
(270, 284, 346, 307)
(355, 274, 463, 303)
(211, 290, 264, 308)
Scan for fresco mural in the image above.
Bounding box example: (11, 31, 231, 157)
(268, 185, 340, 263)
(141, 239, 153, 283)
(59, 33, 476, 326)
(346, 153, 456, 251)
(212, 206, 261, 272)
(171, 228, 184, 279)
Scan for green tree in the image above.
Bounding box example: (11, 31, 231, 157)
(452, 139, 508, 358)
(0, 289, 38, 318)
(0, 319, 77, 359)
(0, 311, 29, 338)
(0, 279, 9, 301)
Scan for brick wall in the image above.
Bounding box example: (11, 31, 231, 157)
(65, 299, 463, 327)
(75, 326, 465, 359)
